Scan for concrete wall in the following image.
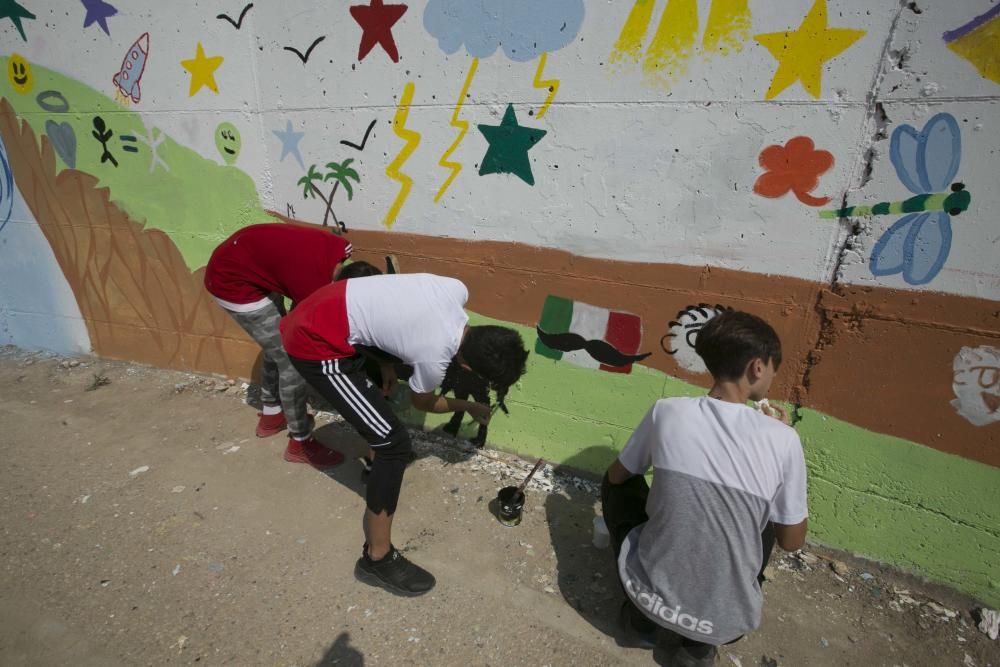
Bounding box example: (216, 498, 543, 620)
(1, 0, 998, 604)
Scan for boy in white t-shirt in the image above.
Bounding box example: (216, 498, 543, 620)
(601, 310, 808, 666)
(281, 273, 529, 596)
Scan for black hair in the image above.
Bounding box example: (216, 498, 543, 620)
(694, 310, 782, 381)
(459, 325, 528, 390)
(336, 261, 382, 281)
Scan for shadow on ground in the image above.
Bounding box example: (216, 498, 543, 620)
(315, 632, 364, 666)
(544, 446, 624, 642)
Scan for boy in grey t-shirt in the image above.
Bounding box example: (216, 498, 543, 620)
(602, 310, 808, 665)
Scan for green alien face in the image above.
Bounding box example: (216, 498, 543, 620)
(215, 122, 241, 165)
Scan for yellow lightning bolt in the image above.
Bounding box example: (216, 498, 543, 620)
(384, 81, 421, 229)
(434, 58, 479, 203)
(532, 52, 559, 119)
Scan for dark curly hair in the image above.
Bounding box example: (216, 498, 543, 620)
(336, 261, 382, 281)
(694, 310, 782, 381)
(459, 325, 528, 390)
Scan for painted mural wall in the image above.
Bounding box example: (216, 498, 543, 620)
(1, 1, 998, 604)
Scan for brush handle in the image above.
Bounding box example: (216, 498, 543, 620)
(516, 458, 546, 493)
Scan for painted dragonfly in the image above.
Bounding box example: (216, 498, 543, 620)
(819, 112, 971, 286)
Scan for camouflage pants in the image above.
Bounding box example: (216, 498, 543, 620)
(226, 296, 311, 439)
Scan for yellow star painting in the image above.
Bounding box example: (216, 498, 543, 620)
(754, 0, 865, 100)
(181, 42, 224, 97)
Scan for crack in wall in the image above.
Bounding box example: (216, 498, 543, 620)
(794, 1, 909, 423)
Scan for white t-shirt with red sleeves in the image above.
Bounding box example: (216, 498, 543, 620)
(280, 273, 469, 394)
(617, 396, 808, 645)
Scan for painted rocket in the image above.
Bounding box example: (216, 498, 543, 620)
(113, 33, 150, 104)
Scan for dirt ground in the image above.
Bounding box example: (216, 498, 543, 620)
(0, 349, 996, 667)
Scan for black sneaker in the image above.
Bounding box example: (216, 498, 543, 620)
(662, 642, 718, 667)
(616, 599, 658, 650)
(355, 546, 436, 597)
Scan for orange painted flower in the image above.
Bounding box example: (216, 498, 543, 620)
(754, 136, 834, 207)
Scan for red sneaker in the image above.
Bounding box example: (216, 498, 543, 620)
(283, 437, 345, 469)
(256, 411, 287, 438)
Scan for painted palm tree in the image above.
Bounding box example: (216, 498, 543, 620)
(323, 158, 360, 232)
(296, 159, 361, 233)
(297, 165, 337, 230)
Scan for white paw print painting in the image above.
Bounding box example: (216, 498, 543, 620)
(661, 304, 731, 374)
(952, 346, 1000, 427)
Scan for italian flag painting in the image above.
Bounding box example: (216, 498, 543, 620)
(535, 295, 646, 374)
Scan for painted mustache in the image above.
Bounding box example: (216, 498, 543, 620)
(536, 327, 652, 368)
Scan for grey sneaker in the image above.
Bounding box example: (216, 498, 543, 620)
(355, 546, 435, 597)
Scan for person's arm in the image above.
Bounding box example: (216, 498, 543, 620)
(606, 458, 635, 485)
(410, 391, 490, 424)
(379, 362, 398, 396)
(772, 519, 808, 551)
(605, 403, 658, 484)
(770, 434, 809, 550)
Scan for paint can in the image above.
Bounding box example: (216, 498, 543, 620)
(496, 486, 525, 527)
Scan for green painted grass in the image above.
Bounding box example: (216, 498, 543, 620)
(0, 58, 272, 270)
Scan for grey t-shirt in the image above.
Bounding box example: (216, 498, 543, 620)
(617, 397, 808, 645)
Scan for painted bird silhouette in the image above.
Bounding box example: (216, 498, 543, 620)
(340, 119, 377, 152)
(217, 3, 253, 29)
(283, 36, 326, 64)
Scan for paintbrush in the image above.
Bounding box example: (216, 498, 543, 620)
(515, 458, 546, 496)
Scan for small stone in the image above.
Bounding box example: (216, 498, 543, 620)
(860, 572, 875, 582)
(763, 565, 778, 581)
(129, 465, 150, 477)
(207, 562, 225, 573)
(543, 586, 555, 594)
(172, 564, 181, 576)
(171, 486, 185, 493)
(794, 551, 820, 567)
(830, 560, 850, 577)
(69, 360, 81, 368)
(924, 601, 957, 619)
(226, 379, 236, 386)
(976, 607, 999, 640)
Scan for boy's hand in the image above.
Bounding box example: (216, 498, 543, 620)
(380, 362, 398, 397)
(467, 402, 492, 426)
(768, 402, 792, 426)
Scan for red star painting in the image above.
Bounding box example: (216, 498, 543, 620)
(349, 0, 408, 63)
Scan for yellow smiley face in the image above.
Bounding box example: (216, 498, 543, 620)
(7, 54, 33, 94)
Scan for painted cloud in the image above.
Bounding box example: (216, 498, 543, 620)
(423, 0, 585, 62)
